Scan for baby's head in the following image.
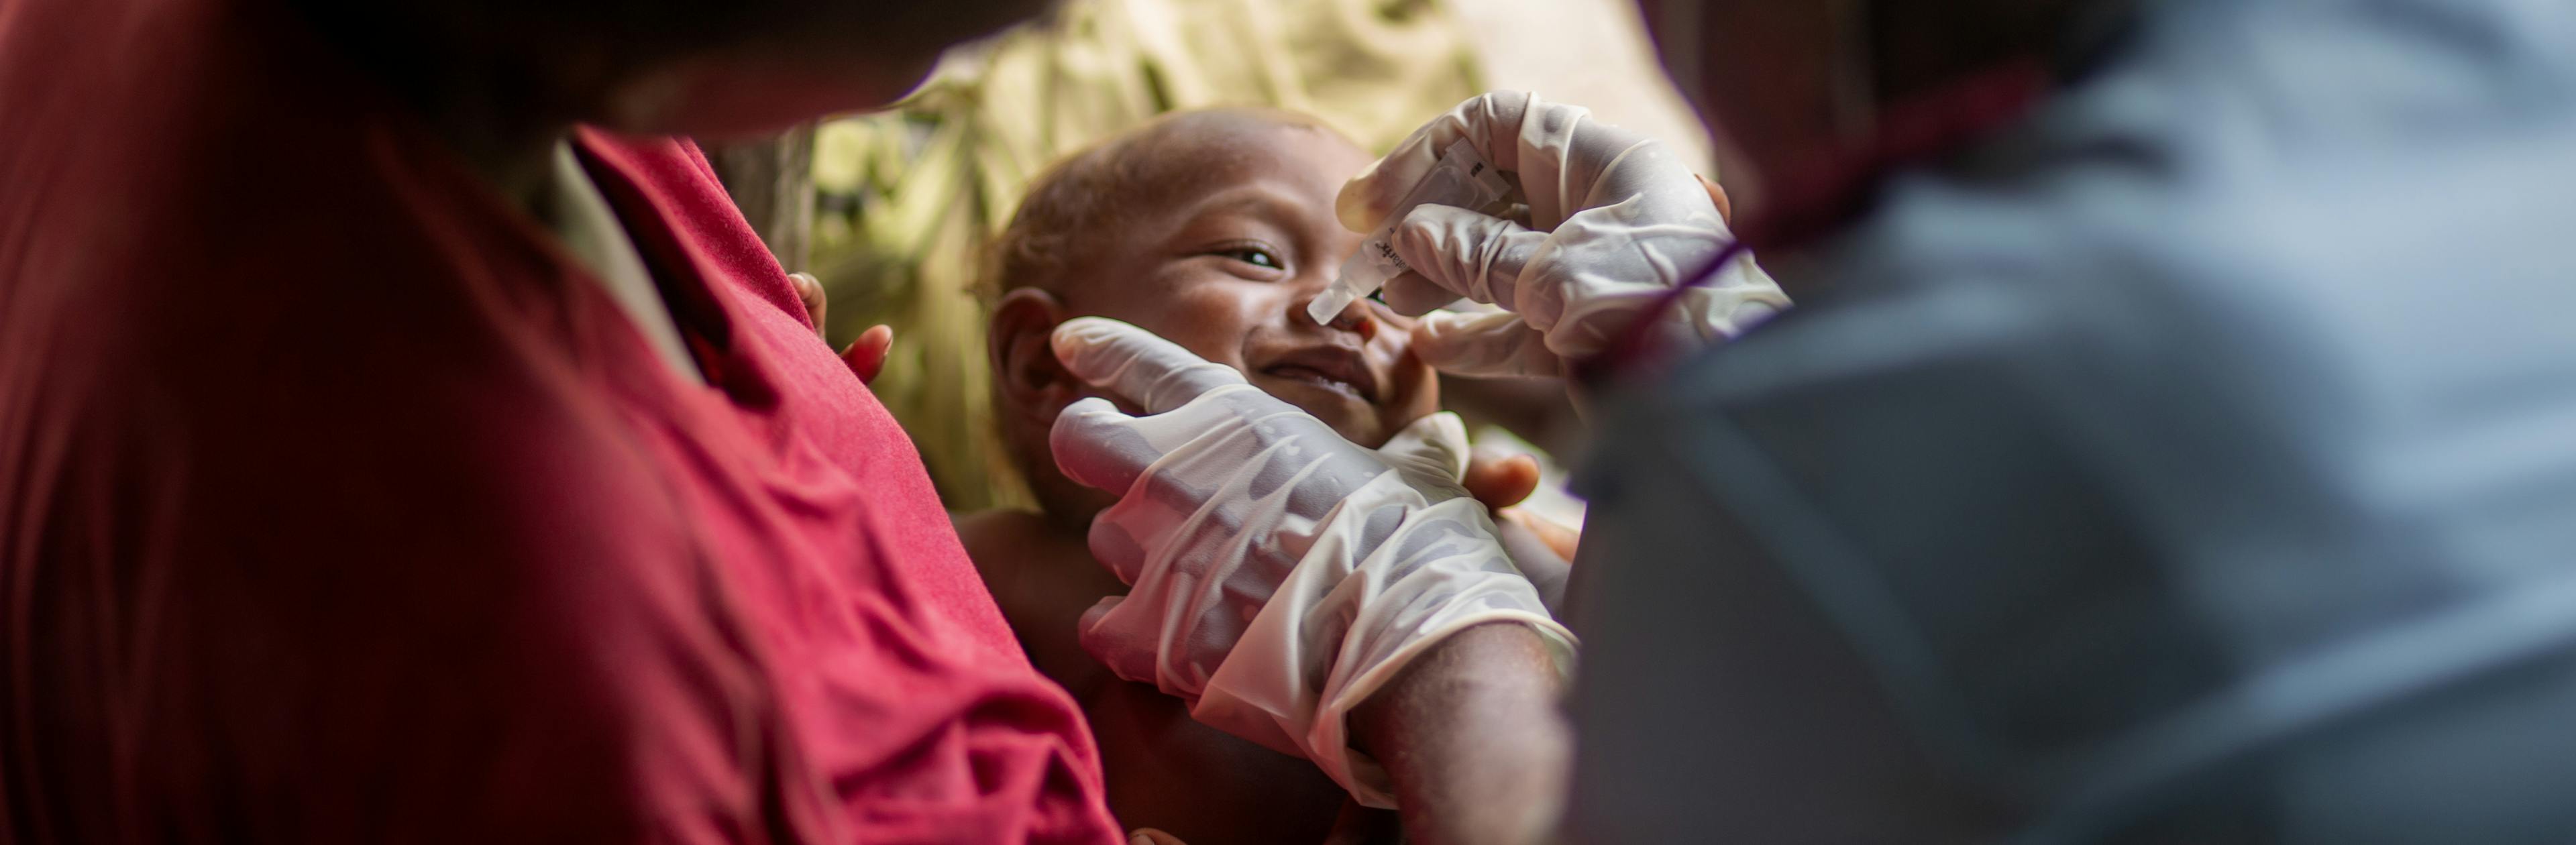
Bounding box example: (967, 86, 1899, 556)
(985, 108, 1440, 520)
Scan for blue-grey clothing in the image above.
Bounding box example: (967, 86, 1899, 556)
(1567, 0, 2576, 841)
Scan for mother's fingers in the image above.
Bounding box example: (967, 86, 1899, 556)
(839, 324, 893, 385)
(788, 272, 828, 337)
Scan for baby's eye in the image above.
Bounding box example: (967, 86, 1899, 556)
(1213, 245, 1284, 271)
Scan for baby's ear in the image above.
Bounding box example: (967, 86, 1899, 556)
(988, 288, 1079, 420)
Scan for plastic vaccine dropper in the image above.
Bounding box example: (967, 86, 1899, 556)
(1308, 138, 1518, 325)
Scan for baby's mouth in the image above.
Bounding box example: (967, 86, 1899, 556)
(1260, 347, 1381, 405)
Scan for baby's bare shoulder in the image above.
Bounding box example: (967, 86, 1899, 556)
(953, 508, 1053, 559)
(953, 509, 1067, 610)
(954, 508, 1127, 689)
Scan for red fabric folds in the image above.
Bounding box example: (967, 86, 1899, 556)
(0, 1, 1120, 842)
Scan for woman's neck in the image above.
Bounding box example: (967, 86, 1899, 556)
(297, 6, 593, 215)
(421, 95, 569, 216)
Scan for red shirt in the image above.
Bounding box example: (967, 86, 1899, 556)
(0, 1, 1120, 842)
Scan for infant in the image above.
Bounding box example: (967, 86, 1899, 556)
(957, 108, 1569, 844)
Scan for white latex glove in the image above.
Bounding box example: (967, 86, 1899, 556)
(1339, 91, 1792, 378)
(1049, 317, 1574, 807)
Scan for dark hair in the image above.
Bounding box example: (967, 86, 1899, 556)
(983, 135, 1145, 303)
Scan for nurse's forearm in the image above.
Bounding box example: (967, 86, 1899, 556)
(1350, 621, 1570, 845)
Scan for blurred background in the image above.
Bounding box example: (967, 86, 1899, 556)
(710, 0, 1713, 512)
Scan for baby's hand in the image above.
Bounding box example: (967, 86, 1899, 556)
(1466, 446, 1578, 610)
(1498, 508, 1580, 563)
(1462, 447, 1540, 512)
(1464, 446, 1579, 558)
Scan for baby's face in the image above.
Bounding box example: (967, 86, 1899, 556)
(1062, 121, 1439, 447)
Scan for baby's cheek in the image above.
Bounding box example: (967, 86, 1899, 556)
(1094, 287, 1262, 373)
(1175, 288, 1275, 364)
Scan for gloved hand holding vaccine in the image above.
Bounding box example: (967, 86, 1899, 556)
(1339, 91, 1793, 378)
(1047, 317, 1574, 807)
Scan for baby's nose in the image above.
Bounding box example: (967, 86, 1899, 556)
(1300, 292, 1381, 343)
